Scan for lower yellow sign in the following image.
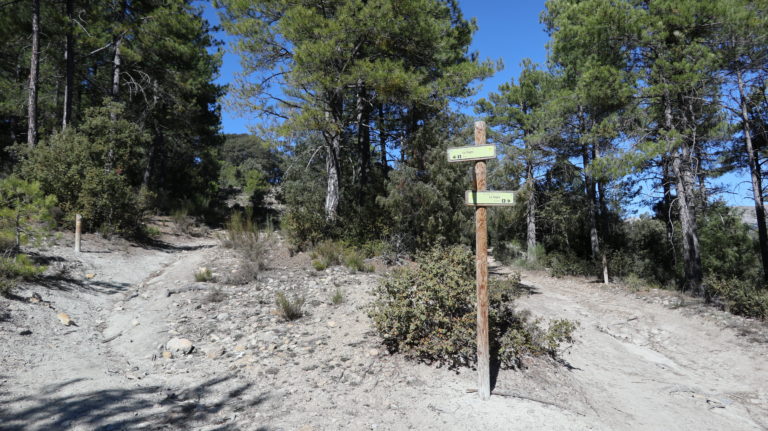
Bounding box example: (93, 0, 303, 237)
(465, 191, 515, 206)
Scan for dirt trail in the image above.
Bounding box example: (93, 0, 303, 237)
(1, 233, 767, 430)
(513, 269, 768, 430)
(0, 234, 217, 430)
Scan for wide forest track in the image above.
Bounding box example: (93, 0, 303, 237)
(511, 265, 768, 431)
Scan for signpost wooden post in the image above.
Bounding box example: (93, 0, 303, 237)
(74, 214, 82, 253)
(447, 121, 515, 400)
(473, 121, 491, 401)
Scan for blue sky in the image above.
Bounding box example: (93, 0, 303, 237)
(202, 1, 753, 208)
(202, 1, 550, 134)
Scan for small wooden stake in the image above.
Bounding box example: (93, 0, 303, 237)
(74, 214, 82, 253)
(474, 121, 490, 400)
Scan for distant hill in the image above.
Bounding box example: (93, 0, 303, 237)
(732, 206, 767, 230)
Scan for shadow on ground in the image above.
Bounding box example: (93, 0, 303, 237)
(134, 240, 215, 253)
(0, 375, 270, 431)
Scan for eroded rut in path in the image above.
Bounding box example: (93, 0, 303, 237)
(0, 237, 216, 431)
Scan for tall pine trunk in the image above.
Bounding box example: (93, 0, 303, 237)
(27, 0, 40, 148)
(525, 160, 537, 263)
(62, 0, 75, 129)
(596, 143, 609, 284)
(661, 157, 677, 267)
(112, 37, 122, 100)
(324, 94, 342, 222)
(325, 135, 341, 222)
(737, 71, 768, 282)
(672, 149, 704, 296)
(583, 145, 599, 260)
(355, 81, 371, 203)
(664, 94, 703, 294)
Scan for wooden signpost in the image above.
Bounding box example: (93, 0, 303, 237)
(448, 121, 515, 400)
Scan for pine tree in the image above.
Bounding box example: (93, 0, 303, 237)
(477, 60, 558, 263)
(216, 0, 493, 224)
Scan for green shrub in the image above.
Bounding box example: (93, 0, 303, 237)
(218, 161, 240, 189)
(355, 240, 388, 259)
(141, 225, 162, 239)
(23, 102, 150, 233)
(311, 260, 328, 271)
(220, 210, 268, 282)
(243, 169, 269, 207)
(699, 204, 761, 281)
(343, 249, 374, 273)
(369, 245, 577, 369)
(707, 277, 768, 320)
(0, 176, 56, 252)
(622, 273, 646, 292)
(0, 277, 14, 298)
(0, 254, 46, 297)
(275, 291, 305, 320)
(546, 252, 595, 278)
(171, 207, 194, 235)
(194, 267, 213, 282)
(281, 203, 327, 251)
(311, 240, 344, 267)
(331, 287, 345, 305)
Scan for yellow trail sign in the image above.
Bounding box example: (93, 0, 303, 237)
(446, 144, 496, 162)
(465, 190, 515, 206)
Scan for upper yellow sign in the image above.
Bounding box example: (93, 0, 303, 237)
(446, 145, 496, 162)
(465, 191, 515, 206)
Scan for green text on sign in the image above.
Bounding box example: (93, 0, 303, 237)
(465, 191, 515, 206)
(447, 145, 496, 162)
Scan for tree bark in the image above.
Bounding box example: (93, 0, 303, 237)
(27, 0, 40, 148)
(596, 143, 609, 284)
(324, 94, 342, 222)
(583, 145, 599, 260)
(661, 157, 677, 267)
(112, 36, 122, 100)
(525, 160, 537, 263)
(664, 92, 703, 295)
(672, 150, 704, 296)
(324, 134, 341, 222)
(737, 70, 768, 282)
(355, 80, 371, 202)
(62, 0, 75, 129)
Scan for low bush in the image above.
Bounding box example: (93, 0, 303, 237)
(0, 176, 57, 252)
(311, 240, 344, 267)
(311, 260, 328, 271)
(0, 254, 46, 297)
(622, 273, 646, 292)
(369, 244, 577, 369)
(343, 249, 374, 273)
(220, 210, 268, 283)
(331, 287, 345, 305)
(546, 252, 595, 278)
(310, 241, 373, 273)
(194, 267, 213, 282)
(171, 207, 194, 235)
(276, 291, 304, 320)
(707, 277, 768, 320)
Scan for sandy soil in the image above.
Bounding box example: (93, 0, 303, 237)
(1, 227, 766, 430)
